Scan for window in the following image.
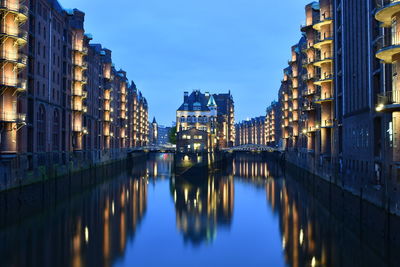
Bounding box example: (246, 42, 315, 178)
(392, 17, 398, 45)
(37, 105, 46, 151)
(53, 109, 60, 150)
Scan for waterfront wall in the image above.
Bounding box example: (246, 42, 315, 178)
(283, 150, 400, 216)
(0, 151, 149, 228)
(0, 149, 136, 193)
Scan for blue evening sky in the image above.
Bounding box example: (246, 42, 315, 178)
(60, 0, 311, 126)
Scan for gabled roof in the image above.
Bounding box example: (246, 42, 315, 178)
(177, 90, 212, 112)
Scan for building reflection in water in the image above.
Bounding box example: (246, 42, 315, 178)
(1, 153, 398, 267)
(265, 171, 400, 267)
(0, 173, 148, 267)
(146, 153, 174, 179)
(171, 174, 234, 245)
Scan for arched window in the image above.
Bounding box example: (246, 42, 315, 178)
(53, 109, 60, 150)
(37, 105, 46, 152)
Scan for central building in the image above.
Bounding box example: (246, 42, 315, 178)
(176, 90, 234, 153)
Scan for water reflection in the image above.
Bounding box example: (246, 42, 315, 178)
(0, 153, 399, 267)
(171, 174, 234, 245)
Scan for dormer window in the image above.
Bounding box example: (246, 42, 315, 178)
(193, 102, 201, 111)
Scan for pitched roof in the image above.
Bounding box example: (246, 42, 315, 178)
(177, 90, 211, 112)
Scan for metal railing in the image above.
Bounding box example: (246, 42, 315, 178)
(321, 119, 334, 127)
(0, 50, 17, 61)
(0, 0, 28, 16)
(303, 102, 316, 111)
(0, 112, 25, 122)
(315, 72, 334, 81)
(315, 91, 333, 101)
(378, 90, 400, 105)
(315, 11, 333, 23)
(0, 76, 25, 88)
(315, 51, 333, 61)
(315, 31, 333, 44)
(376, 0, 400, 8)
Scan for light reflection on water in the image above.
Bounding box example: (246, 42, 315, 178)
(0, 153, 398, 267)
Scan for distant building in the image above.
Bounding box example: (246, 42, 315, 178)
(158, 126, 171, 145)
(235, 117, 266, 146)
(176, 90, 234, 152)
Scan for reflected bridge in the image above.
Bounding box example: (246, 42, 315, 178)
(129, 145, 176, 153)
(222, 144, 277, 153)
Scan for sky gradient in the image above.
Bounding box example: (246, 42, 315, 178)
(61, 0, 310, 126)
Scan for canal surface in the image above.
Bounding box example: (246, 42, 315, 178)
(0, 153, 399, 267)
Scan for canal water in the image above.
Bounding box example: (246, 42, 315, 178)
(0, 153, 399, 267)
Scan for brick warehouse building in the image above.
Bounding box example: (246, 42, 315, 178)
(264, 0, 400, 198)
(0, 0, 149, 190)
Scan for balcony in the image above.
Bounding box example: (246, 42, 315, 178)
(313, 12, 333, 31)
(302, 89, 316, 97)
(300, 22, 314, 32)
(301, 42, 314, 52)
(73, 60, 88, 69)
(314, 92, 334, 103)
(313, 31, 333, 49)
(375, 0, 400, 27)
(0, 1, 28, 23)
(0, 112, 25, 123)
(376, 90, 400, 112)
(302, 73, 316, 82)
(72, 102, 82, 111)
(303, 102, 316, 112)
(302, 57, 315, 67)
(0, 26, 28, 45)
(314, 72, 334, 86)
(73, 46, 88, 55)
(17, 54, 27, 68)
(0, 77, 26, 91)
(16, 78, 26, 92)
(313, 51, 333, 67)
(0, 51, 26, 68)
(307, 125, 319, 133)
(74, 76, 88, 84)
(376, 32, 400, 63)
(321, 119, 334, 128)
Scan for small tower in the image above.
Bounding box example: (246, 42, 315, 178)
(151, 117, 158, 145)
(207, 95, 217, 113)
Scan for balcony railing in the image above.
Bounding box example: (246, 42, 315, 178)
(378, 90, 400, 105)
(0, 76, 26, 88)
(0, 112, 25, 122)
(315, 92, 333, 102)
(315, 72, 334, 81)
(376, 0, 400, 8)
(0, 25, 27, 41)
(315, 31, 333, 44)
(315, 51, 333, 62)
(315, 11, 333, 23)
(0, 1, 28, 17)
(73, 46, 88, 55)
(303, 102, 316, 111)
(321, 119, 334, 128)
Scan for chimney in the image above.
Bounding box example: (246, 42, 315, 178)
(184, 91, 189, 102)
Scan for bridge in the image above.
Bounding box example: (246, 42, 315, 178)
(129, 144, 277, 154)
(222, 144, 277, 153)
(129, 145, 176, 153)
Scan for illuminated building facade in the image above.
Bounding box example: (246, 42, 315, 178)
(0, 0, 150, 191)
(176, 90, 234, 152)
(235, 116, 266, 146)
(271, 0, 400, 181)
